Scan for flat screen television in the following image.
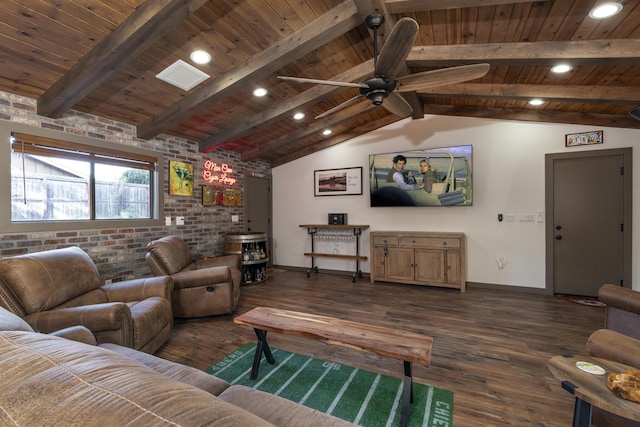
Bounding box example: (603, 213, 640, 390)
(369, 145, 473, 207)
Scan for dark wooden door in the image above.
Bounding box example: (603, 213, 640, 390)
(546, 149, 631, 296)
(245, 175, 272, 265)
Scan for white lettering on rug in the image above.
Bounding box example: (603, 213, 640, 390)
(322, 361, 341, 370)
(432, 401, 451, 426)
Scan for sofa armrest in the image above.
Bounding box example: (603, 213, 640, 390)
(194, 254, 240, 270)
(101, 276, 173, 302)
(599, 284, 640, 315)
(49, 325, 97, 345)
(169, 267, 232, 290)
(24, 303, 132, 335)
(586, 329, 640, 369)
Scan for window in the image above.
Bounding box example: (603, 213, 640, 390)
(11, 132, 157, 222)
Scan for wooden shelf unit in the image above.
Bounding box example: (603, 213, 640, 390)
(299, 224, 369, 282)
(370, 231, 466, 292)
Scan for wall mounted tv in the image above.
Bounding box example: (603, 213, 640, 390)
(369, 145, 473, 207)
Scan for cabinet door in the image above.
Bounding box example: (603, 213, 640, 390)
(386, 247, 414, 281)
(371, 245, 387, 279)
(445, 250, 461, 285)
(414, 249, 445, 283)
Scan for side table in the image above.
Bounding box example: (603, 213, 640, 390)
(548, 354, 640, 426)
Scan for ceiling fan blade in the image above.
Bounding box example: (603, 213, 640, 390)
(382, 92, 413, 117)
(374, 18, 419, 80)
(396, 63, 490, 92)
(315, 94, 364, 119)
(278, 76, 367, 89)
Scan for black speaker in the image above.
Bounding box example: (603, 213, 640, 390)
(328, 213, 347, 225)
(629, 106, 640, 121)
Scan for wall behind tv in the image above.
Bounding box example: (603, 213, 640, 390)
(0, 91, 270, 281)
(272, 115, 639, 291)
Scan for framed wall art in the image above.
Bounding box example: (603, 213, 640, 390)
(565, 130, 603, 147)
(314, 167, 362, 197)
(169, 160, 194, 196)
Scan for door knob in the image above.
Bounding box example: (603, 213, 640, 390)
(555, 235, 562, 240)
(555, 225, 562, 230)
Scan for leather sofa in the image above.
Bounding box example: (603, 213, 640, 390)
(0, 246, 173, 353)
(0, 307, 354, 426)
(585, 284, 640, 427)
(146, 235, 241, 318)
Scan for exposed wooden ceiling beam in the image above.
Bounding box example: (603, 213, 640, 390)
(37, 0, 209, 118)
(385, 0, 551, 14)
(408, 40, 640, 66)
(200, 60, 374, 153)
(138, 1, 361, 140)
(418, 84, 640, 104)
(242, 100, 377, 161)
(271, 114, 399, 167)
(421, 105, 640, 129)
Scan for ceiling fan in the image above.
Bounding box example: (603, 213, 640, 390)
(278, 14, 490, 119)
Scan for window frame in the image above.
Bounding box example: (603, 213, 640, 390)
(1, 120, 164, 233)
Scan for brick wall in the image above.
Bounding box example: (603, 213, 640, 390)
(0, 91, 270, 282)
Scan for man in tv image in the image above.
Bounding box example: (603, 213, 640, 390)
(386, 155, 424, 191)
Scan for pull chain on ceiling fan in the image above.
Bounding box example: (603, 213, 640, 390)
(278, 14, 490, 119)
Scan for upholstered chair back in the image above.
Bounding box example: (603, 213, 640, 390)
(146, 235, 195, 275)
(0, 247, 105, 316)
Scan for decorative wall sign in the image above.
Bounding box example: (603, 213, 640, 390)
(314, 167, 362, 197)
(202, 160, 237, 186)
(202, 186, 242, 206)
(566, 130, 603, 147)
(169, 160, 193, 196)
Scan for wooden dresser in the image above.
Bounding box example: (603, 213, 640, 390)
(370, 231, 466, 292)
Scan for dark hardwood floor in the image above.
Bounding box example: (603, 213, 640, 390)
(154, 269, 606, 427)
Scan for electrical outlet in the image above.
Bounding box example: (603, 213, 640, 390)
(176, 216, 184, 225)
(165, 216, 171, 226)
(537, 209, 544, 223)
(231, 215, 239, 223)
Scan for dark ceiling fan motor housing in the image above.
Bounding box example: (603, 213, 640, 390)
(360, 76, 396, 105)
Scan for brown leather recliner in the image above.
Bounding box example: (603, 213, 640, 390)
(0, 246, 173, 353)
(146, 235, 241, 318)
(585, 284, 640, 427)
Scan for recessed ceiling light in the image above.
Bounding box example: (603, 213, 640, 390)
(551, 64, 573, 74)
(190, 50, 211, 65)
(253, 88, 268, 97)
(588, 2, 623, 19)
(293, 112, 305, 120)
(322, 129, 332, 136)
(529, 99, 544, 106)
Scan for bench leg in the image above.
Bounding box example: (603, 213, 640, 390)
(250, 328, 275, 380)
(400, 361, 414, 427)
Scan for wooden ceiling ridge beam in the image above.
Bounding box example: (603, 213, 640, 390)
(242, 101, 377, 162)
(421, 105, 640, 129)
(199, 59, 374, 153)
(37, 0, 210, 118)
(138, 1, 362, 140)
(418, 83, 640, 104)
(271, 114, 399, 167)
(408, 39, 640, 65)
(384, 0, 551, 14)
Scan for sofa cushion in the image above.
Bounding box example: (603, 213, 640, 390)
(219, 385, 356, 427)
(0, 306, 34, 331)
(0, 247, 102, 314)
(100, 343, 231, 396)
(0, 331, 274, 426)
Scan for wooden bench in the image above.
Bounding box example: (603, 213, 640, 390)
(234, 307, 433, 427)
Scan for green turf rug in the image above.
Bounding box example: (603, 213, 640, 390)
(206, 343, 453, 427)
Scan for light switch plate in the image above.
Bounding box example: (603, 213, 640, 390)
(176, 216, 184, 225)
(165, 216, 171, 226)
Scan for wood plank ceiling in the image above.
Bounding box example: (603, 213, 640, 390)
(1, 0, 639, 166)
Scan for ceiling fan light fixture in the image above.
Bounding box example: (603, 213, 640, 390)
(253, 88, 268, 97)
(189, 50, 211, 65)
(293, 112, 305, 120)
(588, 2, 623, 19)
(529, 99, 544, 106)
(551, 64, 573, 74)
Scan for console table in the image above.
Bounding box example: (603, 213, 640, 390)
(299, 224, 369, 282)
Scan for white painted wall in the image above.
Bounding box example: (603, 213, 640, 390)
(272, 114, 639, 290)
